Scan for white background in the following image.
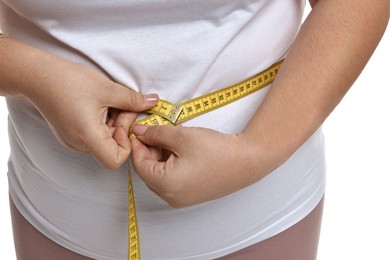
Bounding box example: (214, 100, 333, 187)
(1, 7, 389, 260)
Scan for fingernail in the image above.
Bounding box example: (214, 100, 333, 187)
(144, 93, 159, 104)
(132, 124, 148, 136)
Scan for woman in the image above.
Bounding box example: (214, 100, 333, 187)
(1, 0, 388, 259)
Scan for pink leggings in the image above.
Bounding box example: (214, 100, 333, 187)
(10, 196, 324, 260)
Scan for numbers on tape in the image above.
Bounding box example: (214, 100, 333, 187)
(127, 60, 283, 260)
(128, 164, 140, 260)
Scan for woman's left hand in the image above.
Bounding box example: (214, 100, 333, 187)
(130, 124, 273, 208)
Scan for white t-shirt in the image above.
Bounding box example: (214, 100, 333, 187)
(1, 0, 326, 259)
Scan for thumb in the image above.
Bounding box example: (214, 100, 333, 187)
(103, 83, 159, 112)
(131, 124, 181, 152)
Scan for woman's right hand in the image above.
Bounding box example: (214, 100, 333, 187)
(0, 37, 159, 170)
(30, 60, 159, 170)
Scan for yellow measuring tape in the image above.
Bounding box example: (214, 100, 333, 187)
(127, 60, 283, 260)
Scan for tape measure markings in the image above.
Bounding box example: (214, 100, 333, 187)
(128, 166, 140, 260)
(127, 60, 283, 259)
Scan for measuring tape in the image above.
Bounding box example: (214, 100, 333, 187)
(127, 60, 283, 260)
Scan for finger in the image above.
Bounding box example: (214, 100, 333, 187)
(131, 124, 182, 152)
(86, 125, 131, 171)
(103, 83, 159, 112)
(113, 111, 138, 134)
(106, 108, 120, 127)
(113, 125, 132, 152)
(130, 135, 163, 161)
(131, 138, 167, 186)
(146, 184, 163, 198)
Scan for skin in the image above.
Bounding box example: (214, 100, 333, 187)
(1, 0, 389, 207)
(130, 0, 390, 208)
(0, 38, 159, 170)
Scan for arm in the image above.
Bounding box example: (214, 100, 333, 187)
(243, 0, 389, 168)
(0, 36, 159, 170)
(131, 0, 389, 207)
(309, 0, 319, 8)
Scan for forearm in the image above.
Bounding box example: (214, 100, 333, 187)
(0, 34, 160, 170)
(0, 35, 64, 99)
(244, 0, 389, 167)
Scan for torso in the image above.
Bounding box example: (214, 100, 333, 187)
(1, 0, 326, 259)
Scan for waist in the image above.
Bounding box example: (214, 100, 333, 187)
(7, 92, 326, 259)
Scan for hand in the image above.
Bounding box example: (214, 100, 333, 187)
(130, 124, 271, 208)
(25, 58, 159, 170)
